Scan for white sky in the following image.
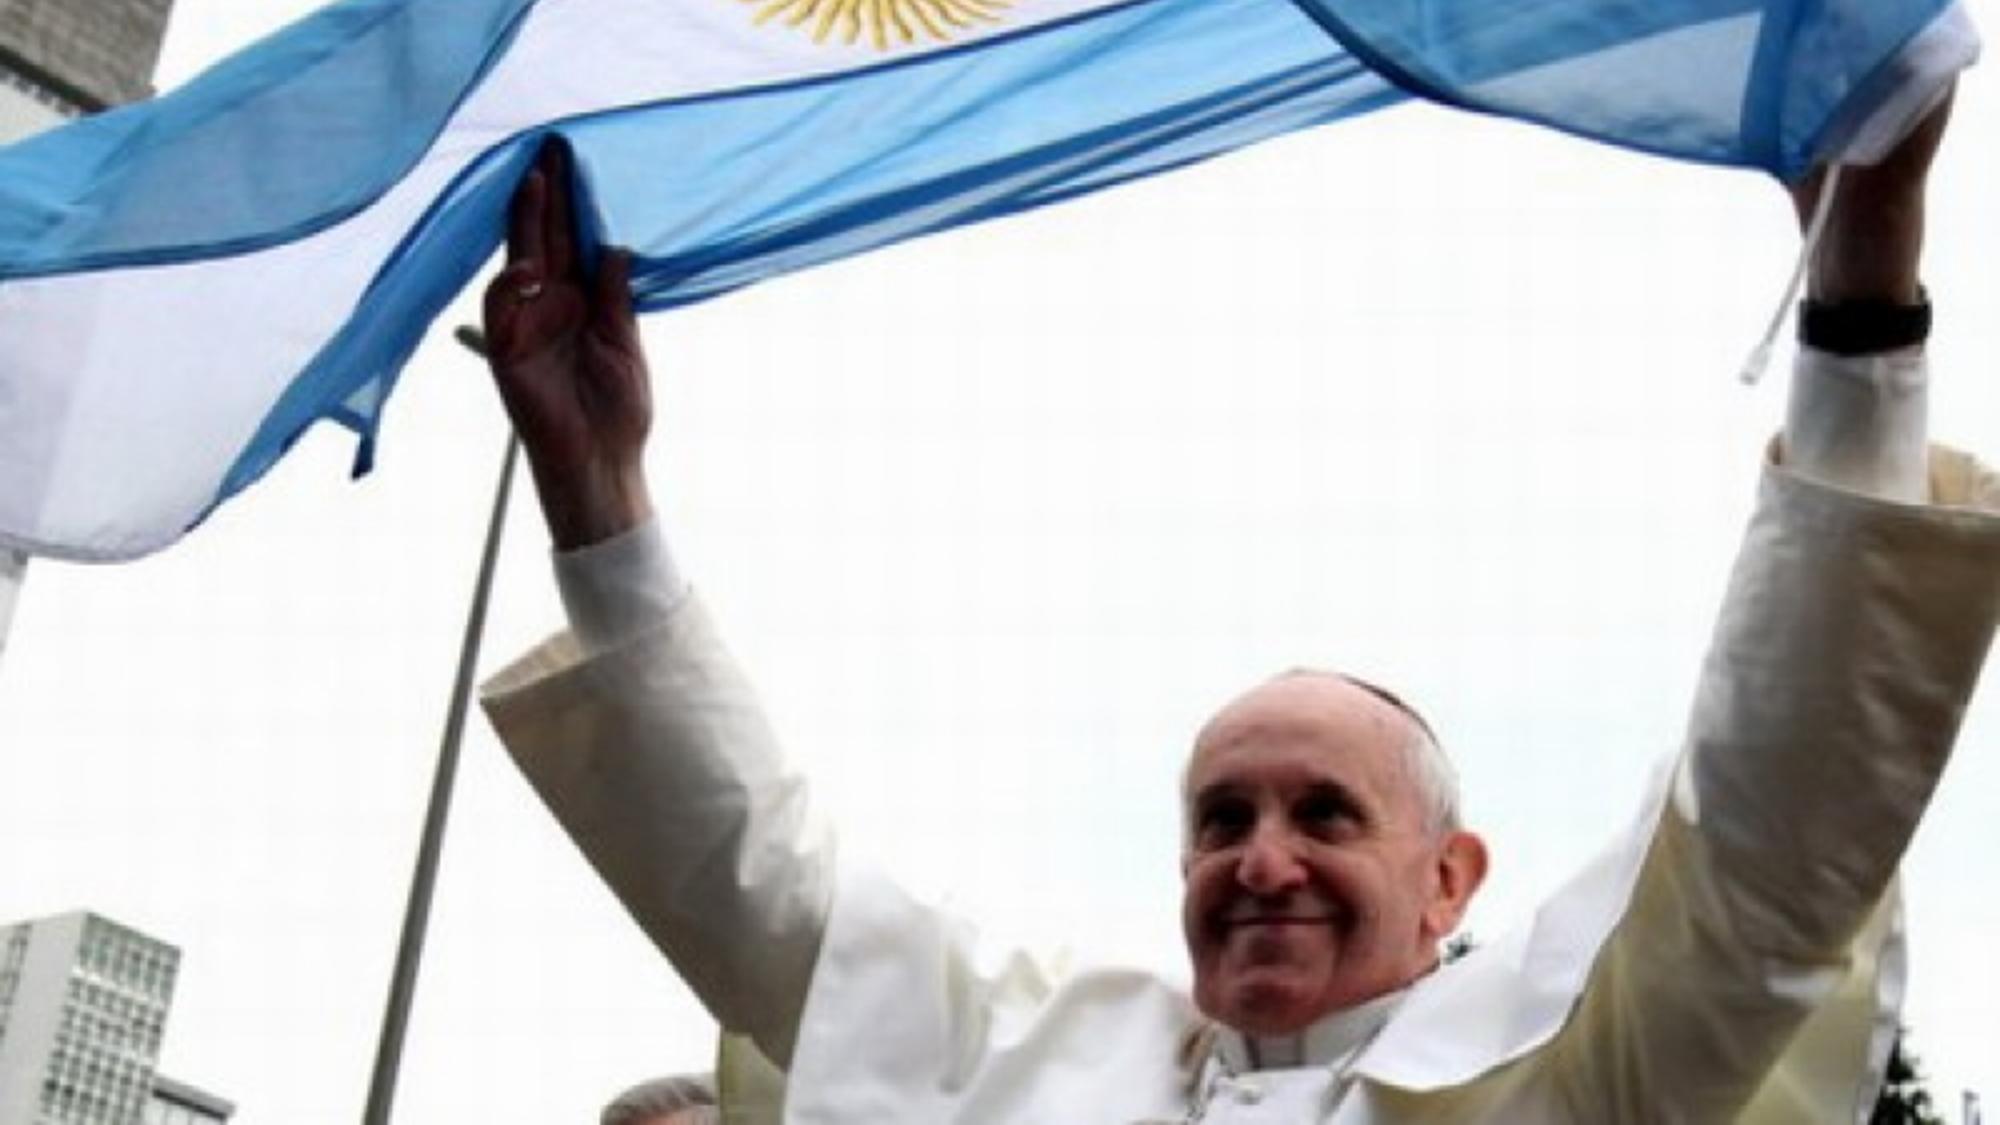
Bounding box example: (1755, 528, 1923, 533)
(2, 2, 1997, 1121)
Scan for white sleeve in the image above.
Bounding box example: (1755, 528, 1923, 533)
(552, 518, 690, 655)
(485, 557, 832, 1069)
(1543, 352, 2000, 1120)
(1781, 344, 1928, 503)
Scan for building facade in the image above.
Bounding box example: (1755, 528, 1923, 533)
(0, 551, 22, 667)
(0, 56, 65, 136)
(142, 1076, 231, 1125)
(0, 913, 179, 1125)
(0, 0, 174, 131)
(0, 0, 180, 661)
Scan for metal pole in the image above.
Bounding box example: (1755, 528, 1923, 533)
(363, 328, 517, 1125)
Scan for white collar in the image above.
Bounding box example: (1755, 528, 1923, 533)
(1213, 987, 1408, 1074)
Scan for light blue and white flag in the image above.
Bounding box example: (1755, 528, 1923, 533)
(0, 0, 1975, 560)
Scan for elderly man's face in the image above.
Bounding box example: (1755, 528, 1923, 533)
(1180, 674, 1486, 1035)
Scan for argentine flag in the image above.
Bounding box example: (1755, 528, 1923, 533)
(0, 0, 1976, 561)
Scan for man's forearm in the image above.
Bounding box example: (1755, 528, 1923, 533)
(1780, 86, 1947, 503)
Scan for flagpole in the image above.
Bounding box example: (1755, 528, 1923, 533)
(363, 327, 516, 1125)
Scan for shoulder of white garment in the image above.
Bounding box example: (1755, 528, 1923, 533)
(552, 517, 691, 655)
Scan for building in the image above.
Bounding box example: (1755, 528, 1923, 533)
(0, 551, 21, 666)
(0, 0, 175, 137)
(0, 912, 179, 1125)
(1, 18, 214, 1123)
(143, 1075, 232, 1125)
(0, 0, 180, 663)
(0, 913, 232, 1125)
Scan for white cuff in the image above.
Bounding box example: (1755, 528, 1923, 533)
(1783, 345, 1929, 503)
(552, 519, 690, 655)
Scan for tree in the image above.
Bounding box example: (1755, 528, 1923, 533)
(1872, 1027, 1944, 1125)
(1442, 932, 1477, 965)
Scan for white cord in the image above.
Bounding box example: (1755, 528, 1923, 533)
(1738, 162, 1844, 385)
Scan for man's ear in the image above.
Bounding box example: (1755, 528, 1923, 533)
(1424, 830, 1489, 940)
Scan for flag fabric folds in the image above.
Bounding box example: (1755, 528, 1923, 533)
(1287, 0, 1978, 177)
(0, 0, 1976, 561)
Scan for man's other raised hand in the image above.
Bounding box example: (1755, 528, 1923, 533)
(484, 140, 655, 551)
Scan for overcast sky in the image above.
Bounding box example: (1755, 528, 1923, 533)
(2, 2, 1997, 1121)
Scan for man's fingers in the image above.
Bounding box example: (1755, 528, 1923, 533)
(592, 247, 638, 347)
(482, 261, 546, 359)
(538, 141, 579, 284)
(506, 165, 547, 266)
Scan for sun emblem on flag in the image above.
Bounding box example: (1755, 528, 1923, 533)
(737, 0, 1013, 50)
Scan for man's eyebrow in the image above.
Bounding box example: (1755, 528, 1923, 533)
(1187, 775, 1370, 812)
(1188, 781, 1244, 810)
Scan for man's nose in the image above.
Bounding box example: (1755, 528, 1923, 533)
(1236, 821, 1307, 895)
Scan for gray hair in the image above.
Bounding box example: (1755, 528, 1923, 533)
(601, 1074, 718, 1125)
(1337, 672, 1462, 837)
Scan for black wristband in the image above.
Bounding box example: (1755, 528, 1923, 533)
(1798, 289, 1931, 356)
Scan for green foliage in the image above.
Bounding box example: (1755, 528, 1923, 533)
(1871, 1028, 1944, 1125)
(1442, 932, 1476, 965)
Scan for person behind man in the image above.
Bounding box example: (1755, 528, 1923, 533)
(477, 86, 1997, 1121)
(601, 1073, 719, 1125)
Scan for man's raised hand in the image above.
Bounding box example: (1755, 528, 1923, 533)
(483, 141, 655, 551)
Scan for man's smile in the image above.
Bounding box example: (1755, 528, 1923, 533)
(1218, 897, 1343, 931)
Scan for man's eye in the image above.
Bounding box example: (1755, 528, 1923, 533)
(1295, 788, 1353, 829)
(1197, 799, 1253, 841)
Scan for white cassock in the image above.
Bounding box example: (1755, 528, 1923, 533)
(482, 348, 2000, 1123)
